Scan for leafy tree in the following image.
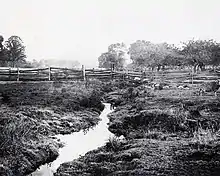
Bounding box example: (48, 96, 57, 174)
(0, 48, 10, 66)
(181, 39, 217, 72)
(98, 52, 117, 68)
(0, 35, 3, 50)
(98, 43, 128, 69)
(129, 40, 149, 68)
(210, 42, 220, 68)
(129, 40, 180, 71)
(0, 35, 9, 66)
(5, 36, 26, 67)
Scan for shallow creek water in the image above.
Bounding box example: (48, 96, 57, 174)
(30, 103, 114, 176)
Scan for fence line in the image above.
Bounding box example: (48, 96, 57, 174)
(0, 66, 218, 83)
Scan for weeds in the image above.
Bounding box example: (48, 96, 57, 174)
(0, 82, 104, 112)
(192, 127, 218, 146)
(106, 136, 123, 152)
(0, 113, 48, 157)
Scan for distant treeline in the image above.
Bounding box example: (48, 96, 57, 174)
(98, 40, 220, 72)
(0, 35, 80, 69)
(1, 35, 220, 72)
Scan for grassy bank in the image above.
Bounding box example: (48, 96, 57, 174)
(0, 81, 104, 176)
(55, 82, 220, 176)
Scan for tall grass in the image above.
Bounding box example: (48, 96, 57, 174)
(0, 115, 36, 156)
(192, 127, 218, 146)
(106, 136, 123, 152)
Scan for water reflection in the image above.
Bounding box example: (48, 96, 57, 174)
(30, 103, 114, 176)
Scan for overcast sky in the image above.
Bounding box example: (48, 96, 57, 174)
(1, 0, 220, 67)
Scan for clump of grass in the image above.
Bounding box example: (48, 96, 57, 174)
(143, 129, 167, 140)
(0, 113, 49, 157)
(192, 127, 218, 146)
(106, 136, 123, 152)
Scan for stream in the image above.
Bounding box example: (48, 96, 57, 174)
(30, 103, 114, 176)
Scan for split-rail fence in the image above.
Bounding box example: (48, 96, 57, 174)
(0, 66, 219, 84)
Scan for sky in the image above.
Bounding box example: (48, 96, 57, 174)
(1, 0, 220, 67)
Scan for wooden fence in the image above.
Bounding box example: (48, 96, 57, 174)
(0, 66, 219, 84)
(0, 66, 115, 81)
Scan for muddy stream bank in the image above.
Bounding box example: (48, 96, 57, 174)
(30, 103, 114, 176)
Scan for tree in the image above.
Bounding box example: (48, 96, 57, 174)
(210, 42, 220, 68)
(181, 39, 217, 72)
(129, 40, 180, 71)
(0, 35, 3, 50)
(98, 52, 117, 68)
(0, 35, 9, 66)
(129, 40, 148, 68)
(98, 43, 128, 69)
(5, 36, 26, 67)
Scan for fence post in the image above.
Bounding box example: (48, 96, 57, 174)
(111, 64, 115, 80)
(191, 67, 194, 85)
(141, 70, 144, 81)
(17, 67, 20, 81)
(48, 67, 51, 81)
(64, 67, 68, 80)
(82, 65, 86, 81)
(9, 67, 11, 81)
(126, 69, 129, 80)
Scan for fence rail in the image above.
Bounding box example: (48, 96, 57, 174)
(0, 66, 219, 84)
